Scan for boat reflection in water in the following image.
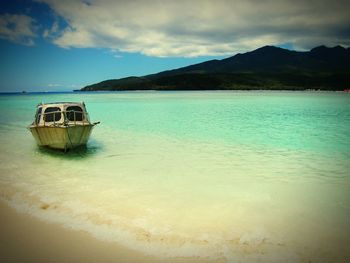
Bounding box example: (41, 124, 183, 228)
(28, 102, 99, 151)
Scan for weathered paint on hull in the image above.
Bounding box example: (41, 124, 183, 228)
(29, 125, 94, 150)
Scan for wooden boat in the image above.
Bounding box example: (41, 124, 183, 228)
(28, 102, 99, 151)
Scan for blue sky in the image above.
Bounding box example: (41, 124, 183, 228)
(1, 0, 349, 92)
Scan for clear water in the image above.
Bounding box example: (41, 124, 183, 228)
(0, 91, 349, 262)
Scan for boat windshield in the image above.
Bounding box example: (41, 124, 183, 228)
(44, 107, 62, 122)
(35, 107, 42, 124)
(66, 106, 84, 121)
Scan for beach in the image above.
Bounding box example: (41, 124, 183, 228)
(1, 0, 350, 261)
(0, 200, 216, 263)
(0, 91, 349, 262)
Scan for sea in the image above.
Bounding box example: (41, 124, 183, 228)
(0, 91, 349, 262)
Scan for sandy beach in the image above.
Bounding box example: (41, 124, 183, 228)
(1, 92, 350, 263)
(0, 200, 217, 263)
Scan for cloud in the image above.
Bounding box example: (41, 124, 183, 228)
(39, 0, 350, 57)
(43, 20, 59, 39)
(0, 13, 37, 46)
(47, 83, 61, 87)
(47, 83, 81, 89)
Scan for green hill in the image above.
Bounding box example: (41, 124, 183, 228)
(81, 45, 350, 91)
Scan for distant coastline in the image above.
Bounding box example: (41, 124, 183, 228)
(1, 89, 349, 95)
(80, 45, 350, 92)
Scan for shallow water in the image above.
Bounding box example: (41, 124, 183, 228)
(1, 91, 349, 262)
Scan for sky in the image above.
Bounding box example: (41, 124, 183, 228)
(0, 0, 349, 92)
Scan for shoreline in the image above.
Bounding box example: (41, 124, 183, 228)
(1, 89, 348, 94)
(0, 200, 216, 263)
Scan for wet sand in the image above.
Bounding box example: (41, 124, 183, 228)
(0, 200, 217, 263)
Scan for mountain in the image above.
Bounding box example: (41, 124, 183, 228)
(81, 45, 350, 91)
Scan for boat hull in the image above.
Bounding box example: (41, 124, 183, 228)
(29, 124, 94, 150)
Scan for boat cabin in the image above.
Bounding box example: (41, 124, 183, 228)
(34, 102, 90, 126)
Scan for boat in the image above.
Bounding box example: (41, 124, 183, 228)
(28, 102, 100, 151)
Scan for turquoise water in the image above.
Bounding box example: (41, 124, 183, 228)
(0, 91, 349, 262)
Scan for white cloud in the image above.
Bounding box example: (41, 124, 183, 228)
(110, 50, 123, 59)
(43, 20, 59, 39)
(38, 0, 350, 57)
(47, 83, 81, 89)
(0, 14, 37, 46)
(47, 83, 61, 86)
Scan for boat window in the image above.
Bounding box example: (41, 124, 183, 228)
(35, 107, 42, 124)
(66, 106, 84, 121)
(44, 107, 61, 122)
